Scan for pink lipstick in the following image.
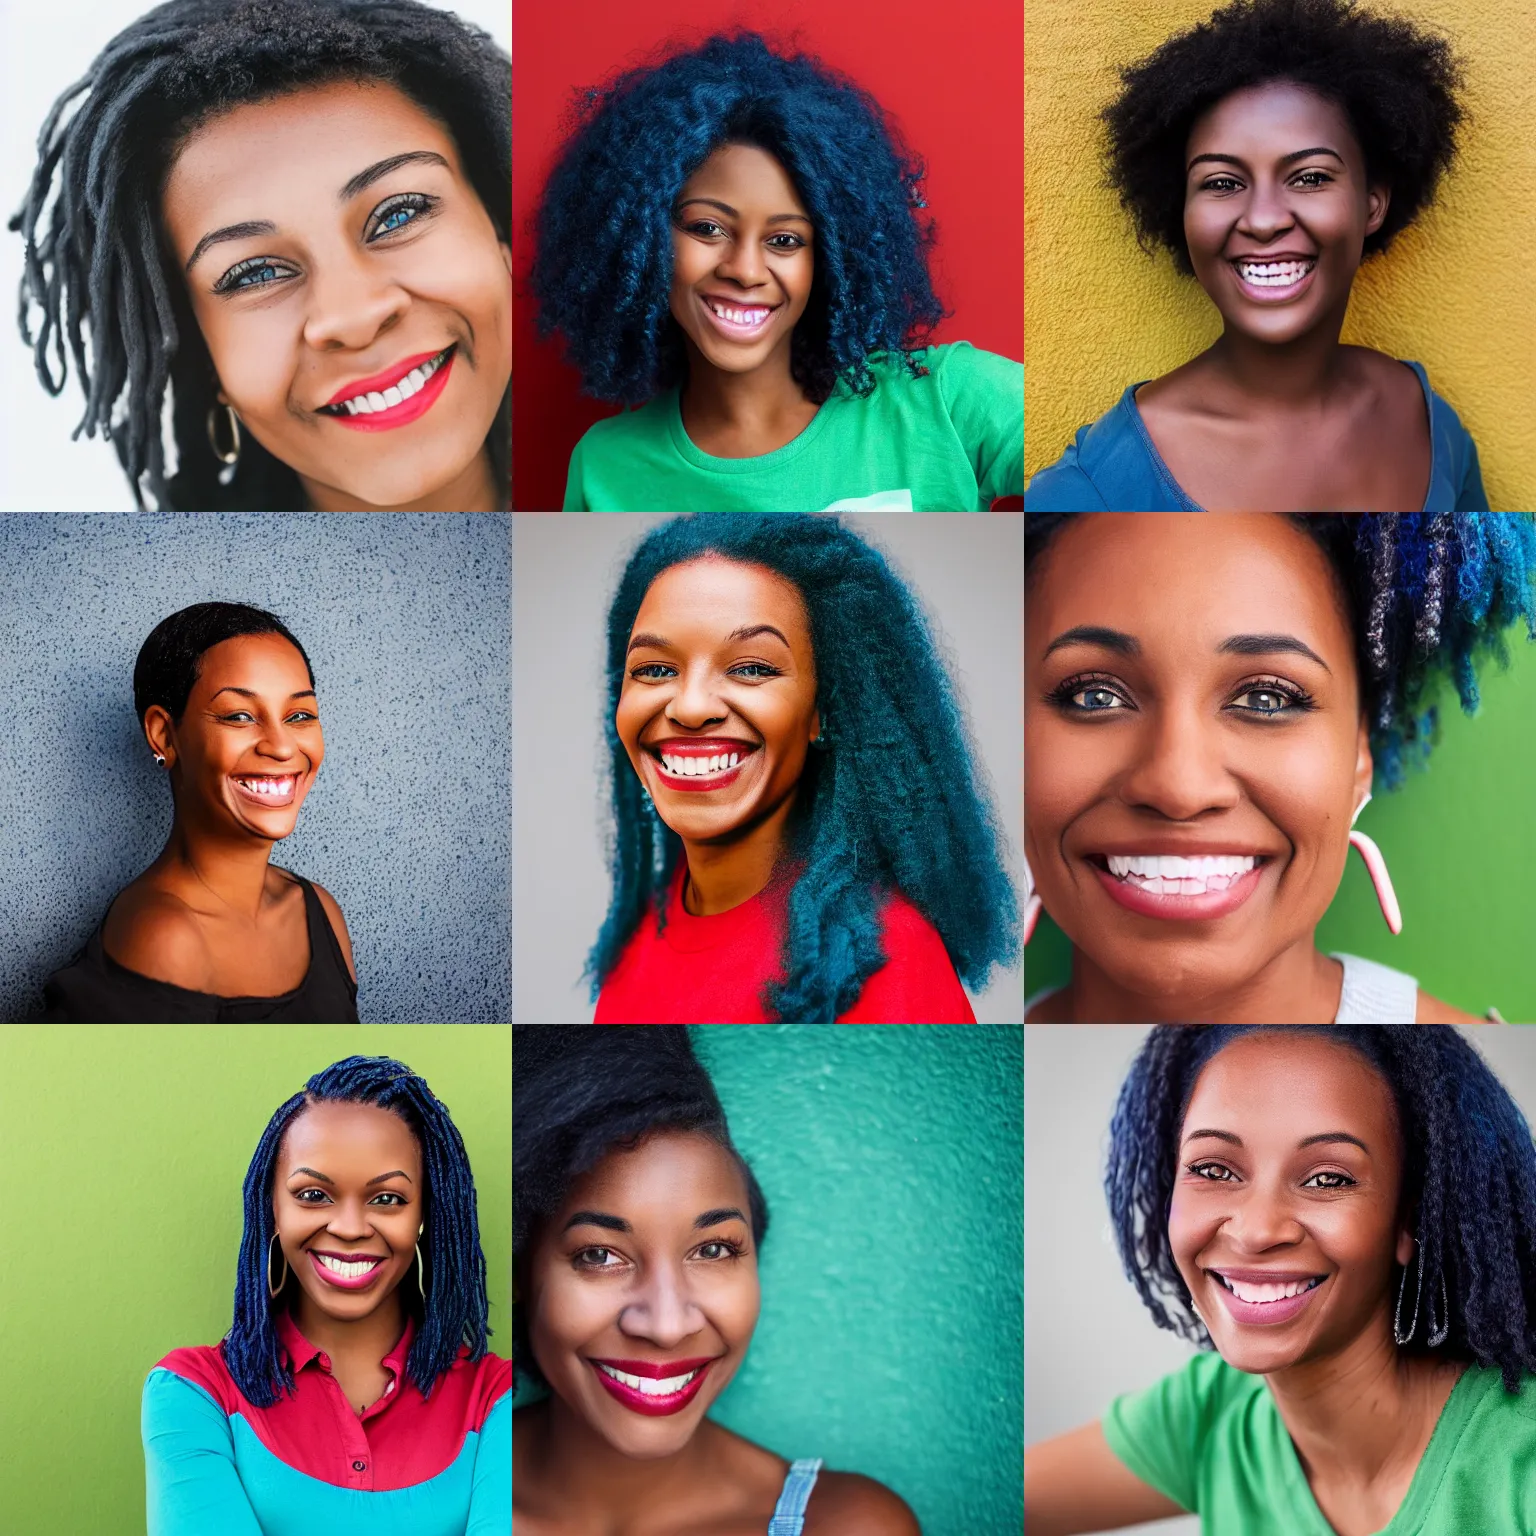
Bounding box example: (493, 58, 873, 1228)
(307, 1250, 387, 1291)
(1091, 858, 1267, 921)
(1209, 1270, 1327, 1326)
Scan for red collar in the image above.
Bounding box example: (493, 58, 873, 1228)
(276, 1308, 416, 1380)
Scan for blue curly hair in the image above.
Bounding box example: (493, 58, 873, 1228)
(225, 1055, 490, 1408)
(1026, 513, 1536, 788)
(587, 514, 1020, 1022)
(529, 32, 945, 407)
(1106, 1025, 1536, 1391)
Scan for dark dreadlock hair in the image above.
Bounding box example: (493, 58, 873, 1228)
(513, 1025, 768, 1386)
(1026, 513, 1536, 787)
(1106, 1025, 1536, 1391)
(133, 600, 313, 726)
(227, 1055, 490, 1408)
(11, 0, 510, 510)
(1100, 0, 1467, 278)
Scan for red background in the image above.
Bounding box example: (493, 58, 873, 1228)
(511, 0, 1024, 510)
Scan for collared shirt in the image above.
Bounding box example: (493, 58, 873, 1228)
(143, 1310, 510, 1535)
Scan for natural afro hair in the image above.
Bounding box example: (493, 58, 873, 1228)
(512, 1025, 769, 1384)
(1026, 513, 1536, 789)
(1100, 0, 1467, 277)
(11, 0, 510, 510)
(1106, 1026, 1536, 1392)
(529, 31, 946, 408)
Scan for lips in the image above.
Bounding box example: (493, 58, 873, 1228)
(1229, 257, 1318, 304)
(1208, 1269, 1328, 1326)
(643, 739, 759, 792)
(318, 344, 457, 433)
(697, 292, 780, 340)
(231, 773, 300, 809)
(587, 1355, 719, 1416)
(307, 1249, 387, 1290)
(1088, 852, 1270, 920)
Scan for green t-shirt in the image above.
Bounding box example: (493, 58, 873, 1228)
(1102, 1350, 1536, 1535)
(561, 341, 1023, 510)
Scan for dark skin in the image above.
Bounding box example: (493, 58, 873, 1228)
(616, 557, 820, 917)
(270, 1101, 425, 1416)
(1132, 80, 1433, 512)
(1025, 1034, 1467, 1536)
(162, 80, 512, 512)
(104, 632, 357, 997)
(668, 143, 821, 460)
(1024, 514, 1477, 1022)
(513, 1130, 920, 1536)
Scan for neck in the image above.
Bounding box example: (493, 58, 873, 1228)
(1263, 1320, 1465, 1492)
(155, 814, 281, 922)
(300, 447, 500, 512)
(1062, 939, 1343, 1023)
(290, 1291, 407, 1373)
(679, 792, 799, 917)
(1202, 297, 1355, 413)
(679, 341, 813, 439)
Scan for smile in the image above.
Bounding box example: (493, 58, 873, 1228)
(645, 740, 759, 792)
(1089, 852, 1270, 920)
(307, 1250, 386, 1290)
(698, 293, 779, 339)
(1209, 1270, 1327, 1325)
(318, 344, 456, 431)
(231, 774, 298, 808)
(1229, 258, 1317, 303)
(587, 1356, 717, 1416)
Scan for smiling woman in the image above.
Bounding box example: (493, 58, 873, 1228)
(41, 602, 360, 1021)
(1024, 1025, 1536, 1536)
(11, 0, 511, 511)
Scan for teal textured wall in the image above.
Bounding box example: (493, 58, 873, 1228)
(0, 1026, 511, 1536)
(514, 1024, 1024, 1534)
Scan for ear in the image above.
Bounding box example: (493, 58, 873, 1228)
(1363, 181, 1391, 239)
(1395, 1224, 1416, 1267)
(1351, 719, 1373, 824)
(143, 704, 175, 767)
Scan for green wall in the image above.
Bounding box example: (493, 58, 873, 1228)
(1025, 631, 1536, 1022)
(0, 1025, 511, 1536)
(513, 1024, 1024, 1536)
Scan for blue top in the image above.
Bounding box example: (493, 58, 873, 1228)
(1024, 360, 1487, 511)
(768, 1458, 824, 1534)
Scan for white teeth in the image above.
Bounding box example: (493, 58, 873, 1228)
(728, 753, 739, 768)
(236, 776, 295, 798)
(315, 1254, 382, 1280)
(596, 1363, 700, 1395)
(660, 751, 745, 777)
(1237, 259, 1314, 287)
(708, 300, 770, 328)
(1220, 1274, 1322, 1303)
(382, 385, 403, 407)
(1106, 854, 1256, 886)
(337, 350, 447, 413)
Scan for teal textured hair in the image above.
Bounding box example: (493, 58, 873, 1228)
(588, 514, 1020, 1021)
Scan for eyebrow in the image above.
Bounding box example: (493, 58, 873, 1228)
(561, 1206, 749, 1235)
(185, 149, 452, 274)
(675, 197, 812, 226)
(287, 1167, 414, 1186)
(626, 623, 792, 656)
(1041, 627, 1329, 673)
(1182, 1129, 1371, 1155)
(209, 686, 318, 702)
(1188, 146, 1346, 174)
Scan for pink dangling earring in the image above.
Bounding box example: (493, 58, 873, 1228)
(1349, 792, 1402, 935)
(1024, 852, 1042, 945)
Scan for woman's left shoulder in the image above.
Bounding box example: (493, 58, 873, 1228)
(804, 1469, 922, 1536)
(1415, 987, 1489, 1024)
(293, 874, 357, 983)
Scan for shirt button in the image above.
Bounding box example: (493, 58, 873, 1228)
(352, 1460, 367, 1471)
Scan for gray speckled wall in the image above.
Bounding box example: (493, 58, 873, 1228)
(0, 513, 509, 1022)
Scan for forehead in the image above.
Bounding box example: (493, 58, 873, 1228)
(556, 1131, 749, 1224)
(163, 79, 462, 243)
(677, 142, 807, 214)
(1183, 1033, 1400, 1148)
(1187, 79, 1362, 166)
(633, 557, 810, 643)
(278, 1100, 421, 1172)
(1028, 513, 1353, 670)
(190, 632, 311, 697)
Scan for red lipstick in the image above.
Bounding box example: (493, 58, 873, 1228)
(586, 1356, 718, 1416)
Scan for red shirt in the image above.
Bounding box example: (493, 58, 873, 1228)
(153, 1311, 510, 1492)
(594, 864, 976, 1023)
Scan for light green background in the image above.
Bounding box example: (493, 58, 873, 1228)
(512, 1024, 1025, 1536)
(1025, 630, 1536, 1022)
(0, 1025, 511, 1536)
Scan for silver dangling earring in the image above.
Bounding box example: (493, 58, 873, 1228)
(1394, 1237, 1449, 1347)
(267, 1234, 289, 1300)
(415, 1224, 426, 1298)
(207, 401, 241, 484)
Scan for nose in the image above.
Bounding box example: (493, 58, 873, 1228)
(618, 1264, 705, 1349)
(322, 1200, 376, 1242)
(1115, 699, 1241, 821)
(713, 237, 769, 291)
(301, 242, 411, 355)
(665, 665, 727, 731)
(255, 718, 303, 763)
(1235, 175, 1297, 245)
(1220, 1179, 1307, 1254)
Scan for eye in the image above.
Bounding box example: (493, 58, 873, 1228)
(369, 1191, 407, 1206)
(1304, 1170, 1355, 1189)
(573, 1246, 626, 1270)
(1045, 674, 1132, 713)
(296, 1188, 330, 1203)
(729, 662, 782, 680)
(285, 711, 319, 724)
(630, 662, 676, 681)
(1294, 171, 1334, 187)
(695, 1238, 745, 1261)
(367, 192, 439, 240)
(213, 258, 296, 295)
(686, 220, 726, 238)
(767, 233, 805, 250)
(1186, 1161, 1235, 1182)
(1202, 176, 1242, 193)
(1229, 679, 1315, 717)
(221, 712, 256, 723)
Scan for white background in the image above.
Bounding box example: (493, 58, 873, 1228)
(0, 0, 510, 510)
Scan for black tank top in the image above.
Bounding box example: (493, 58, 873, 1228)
(39, 874, 359, 1022)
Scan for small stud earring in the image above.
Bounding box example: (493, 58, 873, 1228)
(1349, 791, 1402, 935)
(153, 754, 166, 768)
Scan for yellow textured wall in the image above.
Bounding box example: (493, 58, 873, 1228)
(1025, 0, 1536, 510)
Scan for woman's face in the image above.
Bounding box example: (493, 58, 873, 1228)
(1183, 80, 1388, 344)
(1169, 1032, 1412, 1377)
(162, 80, 512, 511)
(271, 1101, 424, 1328)
(525, 1130, 760, 1459)
(668, 142, 815, 379)
(147, 632, 324, 841)
(1025, 514, 1371, 1004)
(617, 556, 820, 844)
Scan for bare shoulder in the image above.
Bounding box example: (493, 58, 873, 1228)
(1415, 988, 1484, 1024)
(101, 887, 213, 990)
(305, 878, 357, 983)
(804, 1470, 922, 1536)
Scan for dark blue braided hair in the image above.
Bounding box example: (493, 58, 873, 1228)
(1106, 1026, 1536, 1391)
(587, 513, 1020, 1021)
(1026, 513, 1536, 788)
(226, 1055, 490, 1407)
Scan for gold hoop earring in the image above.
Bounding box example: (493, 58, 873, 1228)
(207, 402, 241, 467)
(267, 1233, 289, 1300)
